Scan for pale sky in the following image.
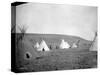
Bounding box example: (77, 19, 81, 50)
(16, 3, 97, 41)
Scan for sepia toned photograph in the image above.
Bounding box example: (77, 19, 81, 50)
(11, 2, 97, 73)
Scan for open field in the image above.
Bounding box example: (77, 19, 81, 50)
(12, 33, 97, 72)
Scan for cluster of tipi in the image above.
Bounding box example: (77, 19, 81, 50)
(34, 39, 79, 51)
(33, 32, 97, 51)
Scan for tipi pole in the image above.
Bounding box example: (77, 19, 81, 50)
(90, 31, 97, 48)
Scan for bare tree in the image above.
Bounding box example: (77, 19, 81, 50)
(17, 25, 28, 40)
(16, 25, 28, 46)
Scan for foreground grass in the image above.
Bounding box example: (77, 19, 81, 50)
(16, 49, 97, 72)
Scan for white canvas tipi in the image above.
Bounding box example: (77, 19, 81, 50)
(89, 36, 98, 51)
(72, 40, 80, 48)
(72, 43, 77, 48)
(60, 39, 70, 49)
(37, 40, 50, 51)
(34, 42, 40, 48)
(89, 32, 98, 51)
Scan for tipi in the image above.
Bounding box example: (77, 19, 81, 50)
(89, 32, 98, 51)
(72, 40, 80, 48)
(60, 39, 70, 49)
(34, 42, 40, 48)
(37, 40, 50, 51)
(72, 43, 77, 48)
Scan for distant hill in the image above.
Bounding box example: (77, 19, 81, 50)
(16, 33, 91, 49)
(24, 33, 90, 41)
